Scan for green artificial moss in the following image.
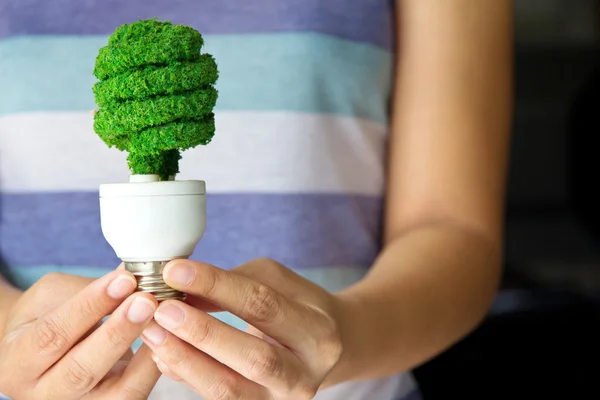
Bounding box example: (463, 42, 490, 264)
(94, 57, 217, 107)
(94, 87, 217, 134)
(92, 19, 218, 179)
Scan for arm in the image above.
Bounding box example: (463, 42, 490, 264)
(134, 2, 513, 396)
(330, 0, 513, 383)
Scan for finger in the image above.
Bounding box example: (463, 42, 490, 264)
(16, 270, 138, 378)
(152, 300, 307, 393)
(246, 324, 263, 338)
(140, 322, 268, 400)
(232, 259, 328, 303)
(7, 273, 97, 329)
(119, 344, 162, 397)
(151, 353, 183, 382)
(185, 296, 222, 313)
(246, 325, 284, 348)
(121, 348, 134, 362)
(106, 360, 129, 380)
(232, 258, 304, 296)
(37, 292, 157, 399)
(162, 260, 313, 346)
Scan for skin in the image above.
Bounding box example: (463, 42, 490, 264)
(0, 271, 161, 400)
(0, 0, 512, 398)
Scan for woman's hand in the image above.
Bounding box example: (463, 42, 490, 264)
(0, 270, 161, 400)
(141, 259, 346, 399)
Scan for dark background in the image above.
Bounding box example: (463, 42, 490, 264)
(416, 2, 600, 398)
(504, 0, 600, 300)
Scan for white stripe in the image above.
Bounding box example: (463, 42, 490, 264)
(0, 111, 386, 195)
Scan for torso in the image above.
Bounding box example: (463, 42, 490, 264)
(0, 1, 420, 398)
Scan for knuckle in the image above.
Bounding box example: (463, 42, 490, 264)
(244, 284, 280, 324)
(202, 268, 219, 297)
(32, 317, 70, 356)
(244, 344, 283, 382)
(253, 258, 284, 277)
(79, 296, 107, 320)
(188, 318, 215, 347)
(119, 385, 149, 400)
(104, 323, 128, 348)
(208, 375, 242, 400)
(162, 346, 187, 367)
(255, 257, 280, 269)
(62, 357, 96, 392)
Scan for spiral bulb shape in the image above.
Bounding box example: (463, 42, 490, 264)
(93, 19, 218, 179)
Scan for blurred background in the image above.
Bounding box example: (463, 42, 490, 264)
(503, 0, 600, 304)
(415, 1, 600, 398)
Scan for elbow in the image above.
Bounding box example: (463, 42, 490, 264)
(393, 218, 504, 338)
(458, 227, 504, 337)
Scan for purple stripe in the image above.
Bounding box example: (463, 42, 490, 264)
(0, 192, 382, 269)
(0, 0, 394, 50)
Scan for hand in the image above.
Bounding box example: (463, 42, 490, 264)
(0, 270, 161, 400)
(140, 258, 345, 400)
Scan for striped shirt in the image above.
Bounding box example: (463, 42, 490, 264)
(0, 1, 421, 398)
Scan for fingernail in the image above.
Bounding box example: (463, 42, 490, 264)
(107, 275, 136, 299)
(143, 324, 167, 345)
(163, 262, 195, 286)
(155, 303, 185, 329)
(127, 297, 156, 324)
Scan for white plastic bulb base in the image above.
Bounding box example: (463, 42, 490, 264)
(99, 174, 206, 301)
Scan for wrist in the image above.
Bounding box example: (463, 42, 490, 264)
(323, 289, 373, 388)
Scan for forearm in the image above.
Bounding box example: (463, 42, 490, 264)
(328, 221, 501, 385)
(0, 274, 21, 336)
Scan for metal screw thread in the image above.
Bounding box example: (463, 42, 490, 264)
(125, 261, 186, 301)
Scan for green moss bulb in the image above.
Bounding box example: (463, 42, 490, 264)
(92, 19, 218, 180)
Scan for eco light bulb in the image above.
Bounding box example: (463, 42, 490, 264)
(99, 174, 206, 300)
(91, 19, 218, 300)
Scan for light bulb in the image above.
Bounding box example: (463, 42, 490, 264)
(99, 174, 206, 301)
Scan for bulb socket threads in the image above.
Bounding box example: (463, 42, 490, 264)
(125, 261, 186, 301)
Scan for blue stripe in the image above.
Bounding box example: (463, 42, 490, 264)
(0, 34, 392, 123)
(0, 192, 382, 269)
(0, 0, 394, 50)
